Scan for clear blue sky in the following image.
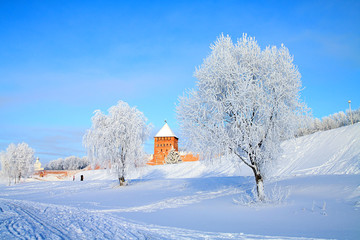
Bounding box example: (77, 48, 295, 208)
(1, 0, 359, 163)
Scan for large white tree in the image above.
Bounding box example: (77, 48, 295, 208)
(83, 101, 152, 185)
(177, 34, 306, 201)
(0, 143, 35, 185)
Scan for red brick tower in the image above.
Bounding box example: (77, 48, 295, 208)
(149, 122, 178, 165)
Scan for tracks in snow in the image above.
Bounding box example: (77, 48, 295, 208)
(0, 198, 150, 239)
(0, 198, 315, 240)
(0, 199, 66, 240)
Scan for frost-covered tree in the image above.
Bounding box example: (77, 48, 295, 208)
(351, 107, 360, 123)
(0, 143, 35, 185)
(165, 148, 181, 164)
(177, 34, 306, 201)
(296, 107, 360, 136)
(83, 101, 151, 185)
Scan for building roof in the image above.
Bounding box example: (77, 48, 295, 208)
(155, 122, 177, 138)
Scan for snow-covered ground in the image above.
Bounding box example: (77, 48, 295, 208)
(276, 123, 360, 176)
(1, 124, 359, 239)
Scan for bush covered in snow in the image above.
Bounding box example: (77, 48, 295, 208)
(297, 107, 360, 136)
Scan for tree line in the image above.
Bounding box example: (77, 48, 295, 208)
(297, 108, 360, 137)
(45, 156, 90, 170)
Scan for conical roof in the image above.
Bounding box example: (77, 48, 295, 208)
(155, 122, 177, 138)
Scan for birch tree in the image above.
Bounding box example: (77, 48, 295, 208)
(83, 101, 151, 185)
(177, 34, 306, 201)
(0, 143, 35, 185)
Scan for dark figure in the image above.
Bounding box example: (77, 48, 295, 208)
(80, 175, 84, 181)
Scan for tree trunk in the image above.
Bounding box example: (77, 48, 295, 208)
(118, 154, 126, 186)
(119, 176, 125, 186)
(252, 167, 265, 202)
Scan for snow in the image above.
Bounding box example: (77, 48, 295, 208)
(1, 175, 359, 239)
(1, 124, 360, 239)
(276, 123, 360, 176)
(0, 196, 311, 240)
(154, 122, 177, 138)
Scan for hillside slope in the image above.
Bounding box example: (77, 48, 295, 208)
(275, 123, 360, 176)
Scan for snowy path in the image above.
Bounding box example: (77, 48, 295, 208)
(0, 198, 315, 240)
(0, 198, 149, 239)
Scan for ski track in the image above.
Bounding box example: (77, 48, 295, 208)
(0, 198, 322, 240)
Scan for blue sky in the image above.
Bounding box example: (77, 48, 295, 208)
(1, 0, 359, 163)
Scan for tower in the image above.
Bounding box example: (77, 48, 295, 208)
(34, 157, 44, 171)
(151, 122, 178, 165)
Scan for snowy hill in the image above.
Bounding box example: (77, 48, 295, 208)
(276, 123, 360, 176)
